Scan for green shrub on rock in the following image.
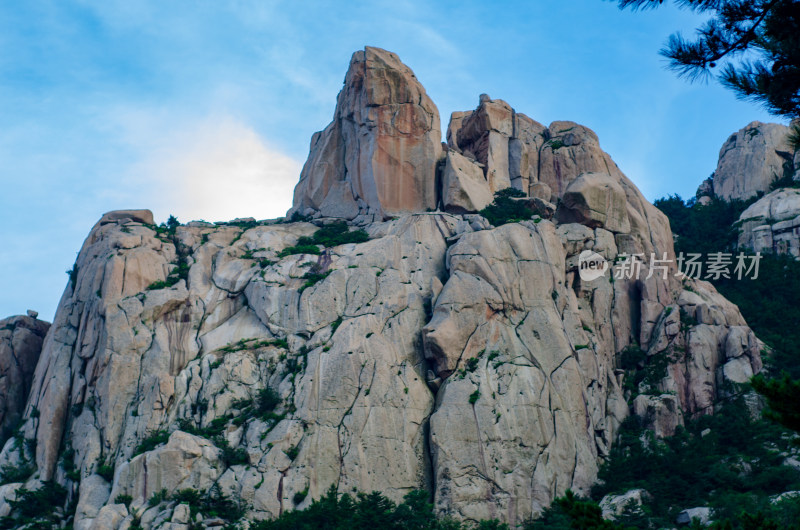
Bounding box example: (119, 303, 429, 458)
(479, 188, 535, 226)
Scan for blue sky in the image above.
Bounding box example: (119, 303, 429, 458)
(0, 0, 782, 320)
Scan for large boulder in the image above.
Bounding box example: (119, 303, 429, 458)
(632, 394, 683, 438)
(451, 95, 546, 195)
(98, 210, 154, 226)
(600, 489, 650, 520)
(737, 188, 800, 258)
(441, 150, 493, 213)
(290, 47, 442, 220)
(711, 121, 793, 200)
(556, 172, 631, 233)
(538, 121, 622, 199)
(111, 431, 223, 503)
(0, 315, 50, 444)
(676, 507, 712, 526)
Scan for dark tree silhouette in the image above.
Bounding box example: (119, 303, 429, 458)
(751, 373, 800, 437)
(615, 0, 800, 118)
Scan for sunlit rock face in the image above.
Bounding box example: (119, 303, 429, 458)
(290, 46, 443, 222)
(695, 120, 798, 203)
(0, 47, 765, 528)
(709, 121, 794, 201)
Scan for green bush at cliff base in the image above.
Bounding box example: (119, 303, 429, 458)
(592, 396, 800, 528)
(250, 486, 508, 530)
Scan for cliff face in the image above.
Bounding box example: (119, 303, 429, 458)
(693, 119, 800, 259)
(738, 188, 800, 257)
(290, 47, 442, 222)
(0, 47, 764, 528)
(696, 120, 799, 204)
(0, 315, 49, 445)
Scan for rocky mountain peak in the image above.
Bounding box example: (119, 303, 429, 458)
(0, 48, 768, 528)
(697, 120, 797, 202)
(290, 46, 442, 222)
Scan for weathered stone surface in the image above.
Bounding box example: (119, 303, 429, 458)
(694, 121, 800, 261)
(652, 280, 763, 416)
(794, 119, 800, 180)
(111, 431, 223, 504)
(172, 503, 191, 524)
(676, 506, 712, 526)
(530, 182, 552, 201)
(445, 104, 675, 276)
(771, 490, 800, 504)
(290, 47, 442, 219)
(0, 210, 462, 526)
(90, 504, 128, 530)
(632, 394, 683, 438)
(530, 197, 556, 219)
(98, 210, 155, 226)
(0, 483, 20, 517)
(600, 489, 650, 520)
(447, 111, 472, 151)
(0, 204, 762, 528)
(712, 121, 793, 200)
(450, 96, 546, 195)
(0, 315, 50, 444)
(738, 188, 800, 258)
(441, 150, 493, 213)
(74, 475, 111, 530)
(556, 172, 631, 233)
(696, 177, 714, 200)
(538, 122, 620, 199)
(426, 221, 622, 522)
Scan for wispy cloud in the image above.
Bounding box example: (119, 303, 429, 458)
(0, 0, 782, 321)
(112, 112, 302, 223)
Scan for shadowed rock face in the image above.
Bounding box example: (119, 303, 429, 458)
(0, 48, 768, 528)
(738, 188, 800, 257)
(290, 47, 442, 221)
(0, 315, 50, 444)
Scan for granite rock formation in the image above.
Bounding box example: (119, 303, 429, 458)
(290, 47, 442, 222)
(696, 121, 797, 202)
(0, 315, 50, 445)
(0, 47, 765, 528)
(738, 188, 800, 258)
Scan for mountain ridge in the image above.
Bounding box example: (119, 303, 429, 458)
(0, 46, 770, 529)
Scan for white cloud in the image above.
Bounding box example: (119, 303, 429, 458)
(122, 114, 302, 224)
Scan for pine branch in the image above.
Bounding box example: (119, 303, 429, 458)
(617, 0, 723, 12)
(659, 0, 782, 79)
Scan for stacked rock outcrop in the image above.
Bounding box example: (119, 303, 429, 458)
(0, 47, 764, 528)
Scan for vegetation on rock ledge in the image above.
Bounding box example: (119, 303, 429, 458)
(479, 188, 535, 226)
(279, 221, 369, 257)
